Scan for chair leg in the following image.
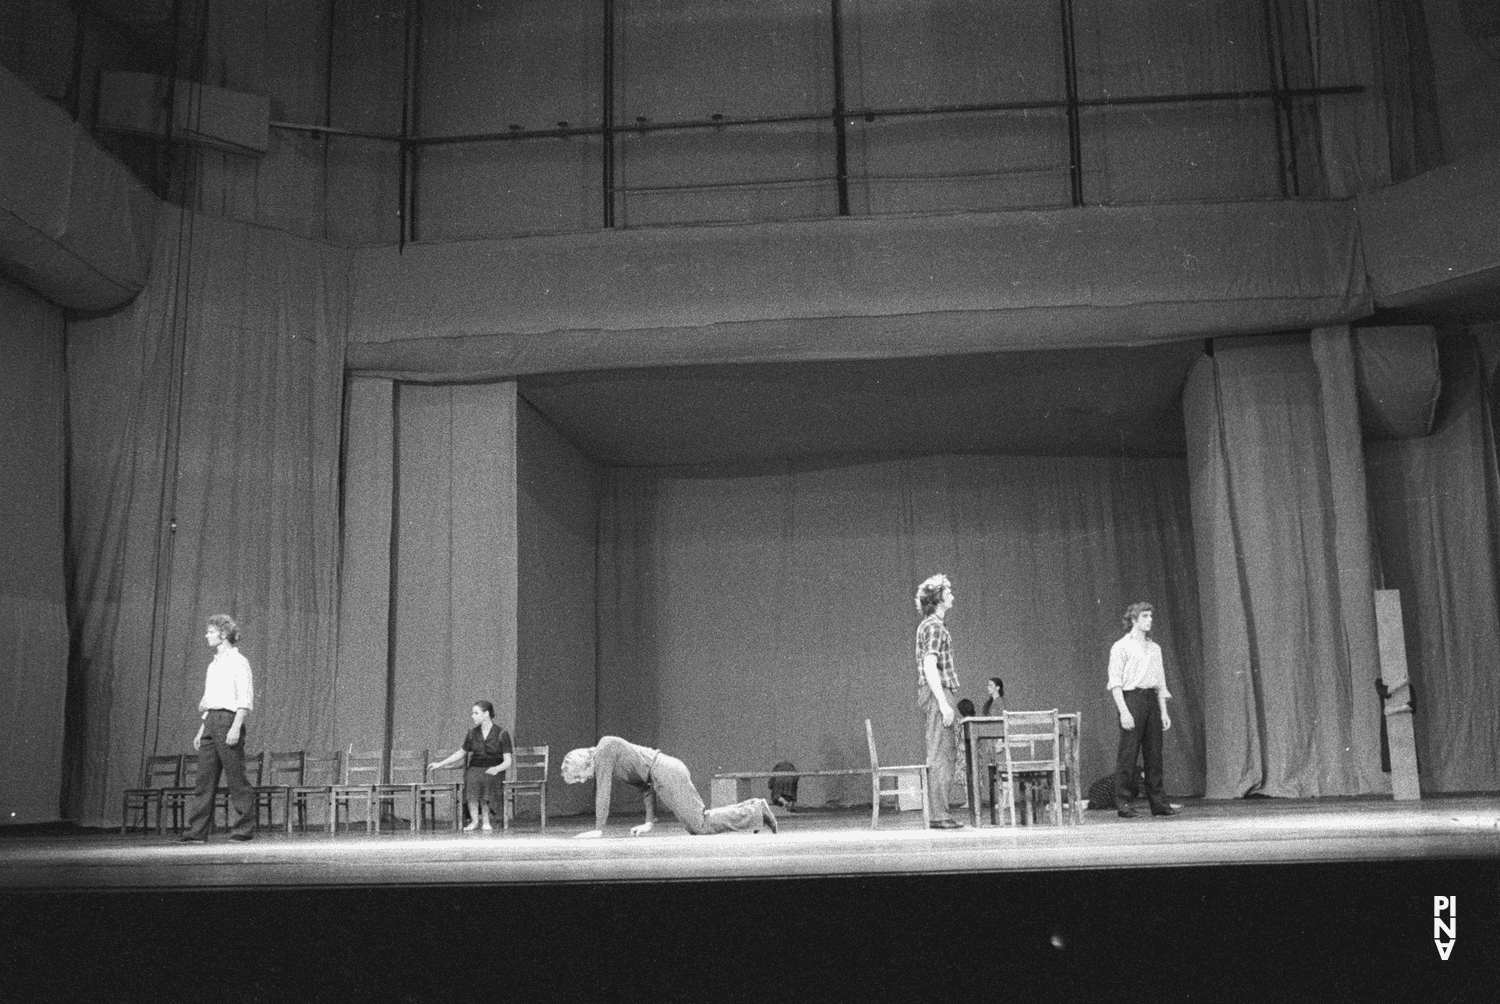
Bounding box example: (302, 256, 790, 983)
(919, 772, 930, 828)
(870, 779, 879, 830)
(540, 788, 547, 833)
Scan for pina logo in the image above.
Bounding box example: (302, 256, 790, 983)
(1433, 896, 1456, 960)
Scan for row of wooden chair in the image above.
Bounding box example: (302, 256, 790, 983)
(121, 747, 549, 836)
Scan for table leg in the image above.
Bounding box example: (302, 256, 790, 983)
(965, 723, 980, 827)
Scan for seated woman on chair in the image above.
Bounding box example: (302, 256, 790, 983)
(429, 700, 512, 832)
(562, 736, 778, 838)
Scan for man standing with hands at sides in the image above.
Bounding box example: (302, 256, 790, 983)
(1108, 601, 1179, 819)
(915, 573, 963, 829)
(177, 614, 256, 842)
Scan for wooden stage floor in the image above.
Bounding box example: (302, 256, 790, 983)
(3, 795, 1498, 890)
(4, 797, 1497, 1002)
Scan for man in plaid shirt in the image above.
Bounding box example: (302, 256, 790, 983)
(915, 573, 964, 828)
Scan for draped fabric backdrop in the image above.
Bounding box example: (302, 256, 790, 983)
(337, 380, 521, 779)
(63, 209, 348, 826)
(0, 277, 69, 824)
(1185, 332, 1387, 798)
(1366, 342, 1500, 791)
(597, 454, 1207, 802)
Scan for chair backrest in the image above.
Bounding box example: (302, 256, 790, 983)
(510, 745, 549, 785)
(238, 750, 266, 786)
(265, 751, 306, 785)
(180, 754, 199, 787)
(300, 751, 341, 786)
(1003, 710, 1061, 770)
(864, 719, 880, 771)
(142, 754, 182, 789)
(387, 749, 428, 785)
(343, 751, 384, 785)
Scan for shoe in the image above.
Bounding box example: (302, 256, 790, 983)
(1151, 805, 1180, 817)
(1117, 807, 1139, 818)
(229, 832, 254, 841)
(176, 834, 206, 843)
(481, 822, 494, 832)
(929, 819, 964, 830)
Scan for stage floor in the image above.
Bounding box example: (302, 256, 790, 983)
(4, 795, 1498, 890)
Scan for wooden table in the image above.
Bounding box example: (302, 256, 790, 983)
(961, 713, 1082, 827)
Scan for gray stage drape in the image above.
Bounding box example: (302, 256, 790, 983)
(0, 277, 69, 823)
(1185, 332, 1387, 798)
(336, 379, 519, 765)
(1366, 342, 1500, 792)
(63, 209, 347, 826)
(597, 454, 1208, 801)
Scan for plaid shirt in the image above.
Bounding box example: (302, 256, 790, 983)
(915, 614, 959, 691)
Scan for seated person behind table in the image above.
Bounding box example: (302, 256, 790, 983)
(561, 736, 778, 837)
(982, 676, 1005, 716)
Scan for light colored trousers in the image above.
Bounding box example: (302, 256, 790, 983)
(651, 753, 767, 833)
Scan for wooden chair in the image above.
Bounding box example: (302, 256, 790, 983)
(503, 745, 549, 832)
(287, 751, 340, 834)
(372, 749, 427, 833)
(995, 709, 1063, 826)
(865, 719, 931, 830)
(415, 765, 464, 833)
(121, 754, 182, 835)
(160, 754, 199, 833)
(253, 751, 305, 832)
(330, 751, 382, 834)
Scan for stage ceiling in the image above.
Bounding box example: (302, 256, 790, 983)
(518, 339, 1203, 467)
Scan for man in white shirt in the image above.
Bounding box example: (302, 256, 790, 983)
(1106, 601, 1179, 819)
(177, 614, 257, 842)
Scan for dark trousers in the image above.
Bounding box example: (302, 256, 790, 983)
(184, 710, 255, 838)
(1114, 688, 1167, 810)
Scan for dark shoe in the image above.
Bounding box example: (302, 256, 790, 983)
(175, 834, 206, 843)
(929, 819, 964, 830)
(1117, 807, 1139, 818)
(229, 832, 255, 841)
(1151, 805, 1180, 817)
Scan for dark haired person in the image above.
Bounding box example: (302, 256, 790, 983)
(914, 573, 963, 829)
(561, 736, 777, 837)
(1107, 601, 1179, 818)
(430, 701, 513, 832)
(981, 676, 1005, 717)
(177, 614, 256, 842)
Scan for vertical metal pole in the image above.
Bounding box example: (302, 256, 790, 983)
(830, 0, 850, 216)
(398, 0, 419, 250)
(1259, 0, 1291, 198)
(1267, 0, 1300, 196)
(385, 383, 402, 782)
(603, 0, 617, 228)
(1059, 0, 1084, 207)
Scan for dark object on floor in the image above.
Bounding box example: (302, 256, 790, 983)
(769, 761, 800, 811)
(1087, 769, 1145, 810)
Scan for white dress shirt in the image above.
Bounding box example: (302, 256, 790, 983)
(1106, 633, 1170, 698)
(199, 646, 254, 715)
